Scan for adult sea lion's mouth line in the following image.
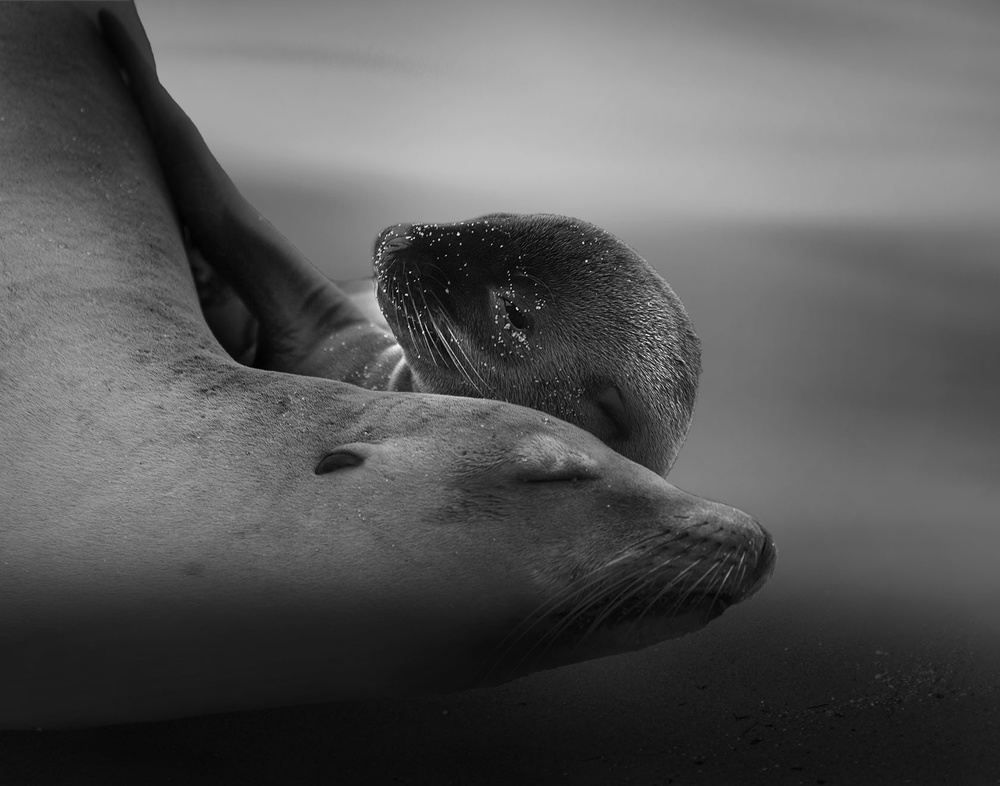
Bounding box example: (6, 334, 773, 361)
(0, 2, 775, 729)
(477, 498, 776, 682)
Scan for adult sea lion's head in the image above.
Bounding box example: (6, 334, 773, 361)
(309, 389, 774, 689)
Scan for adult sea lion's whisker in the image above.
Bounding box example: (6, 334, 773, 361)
(731, 555, 750, 599)
(719, 549, 750, 599)
(521, 560, 664, 667)
(520, 581, 621, 666)
(578, 557, 682, 642)
(624, 559, 704, 639)
(504, 538, 687, 667)
(552, 532, 693, 643)
(714, 563, 736, 602)
(599, 528, 694, 569)
(659, 559, 725, 626)
(545, 570, 644, 649)
(484, 557, 629, 675)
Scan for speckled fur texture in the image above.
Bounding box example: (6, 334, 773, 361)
(374, 213, 701, 475)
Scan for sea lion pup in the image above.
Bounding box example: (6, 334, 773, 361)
(100, 15, 700, 476)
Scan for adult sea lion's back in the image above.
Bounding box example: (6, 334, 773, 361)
(0, 2, 774, 728)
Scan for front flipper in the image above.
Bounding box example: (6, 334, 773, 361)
(99, 11, 368, 375)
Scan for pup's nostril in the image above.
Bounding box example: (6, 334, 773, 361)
(375, 223, 413, 255)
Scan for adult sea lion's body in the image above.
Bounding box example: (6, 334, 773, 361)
(0, 3, 774, 729)
(102, 17, 699, 475)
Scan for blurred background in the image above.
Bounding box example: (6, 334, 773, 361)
(15, 1, 999, 783)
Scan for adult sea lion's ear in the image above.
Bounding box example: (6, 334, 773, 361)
(315, 450, 365, 475)
(593, 385, 630, 441)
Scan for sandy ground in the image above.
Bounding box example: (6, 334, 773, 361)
(4, 191, 998, 783)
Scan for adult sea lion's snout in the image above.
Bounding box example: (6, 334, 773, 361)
(688, 497, 776, 606)
(455, 423, 776, 682)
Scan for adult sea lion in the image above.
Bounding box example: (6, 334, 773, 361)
(0, 2, 774, 728)
(101, 15, 699, 476)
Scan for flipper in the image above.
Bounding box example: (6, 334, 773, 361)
(100, 12, 368, 374)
